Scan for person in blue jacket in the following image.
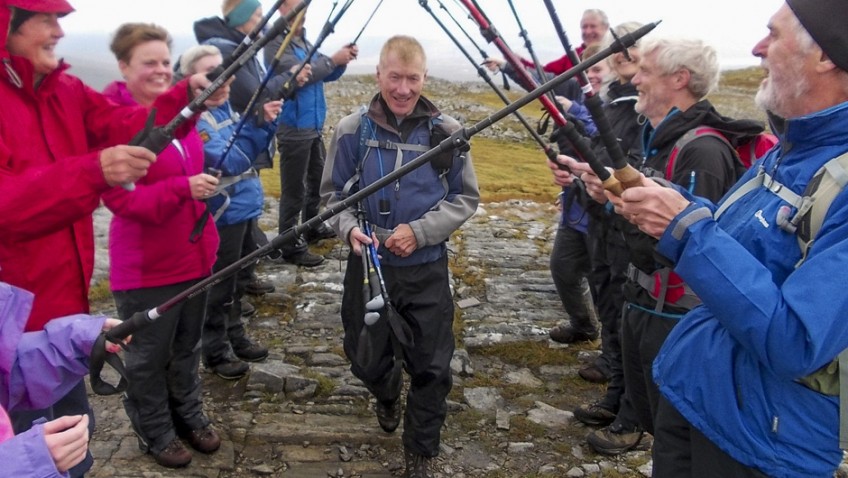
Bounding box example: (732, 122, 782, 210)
(265, 0, 359, 267)
(181, 44, 309, 380)
(321, 35, 479, 478)
(0, 282, 126, 478)
(575, 1, 848, 476)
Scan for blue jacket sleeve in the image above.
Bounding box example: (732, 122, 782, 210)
(656, 194, 848, 379)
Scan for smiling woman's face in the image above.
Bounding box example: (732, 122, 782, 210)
(7, 12, 64, 82)
(119, 40, 173, 106)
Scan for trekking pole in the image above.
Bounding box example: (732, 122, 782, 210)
(349, 0, 383, 46)
(457, 0, 617, 189)
(505, 0, 555, 103)
(418, 0, 557, 161)
(89, 22, 657, 395)
(277, 0, 358, 100)
(541, 0, 643, 188)
(215, 10, 306, 170)
(121, 0, 312, 192)
(357, 206, 384, 321)
(441, 0, 509, 91)
(202, 0, 288, 83)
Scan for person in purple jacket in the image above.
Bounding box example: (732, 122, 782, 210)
(0, 281, 125, 478)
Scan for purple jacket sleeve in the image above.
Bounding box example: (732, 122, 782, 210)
(0, 422, 69, 478)
(2, 315, 105, 412)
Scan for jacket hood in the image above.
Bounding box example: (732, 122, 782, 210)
(193, 16, 242, 46)
(651, 100, 766, 150)
(0, 283, 34, 377)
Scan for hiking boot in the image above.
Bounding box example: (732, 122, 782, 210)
(241, 299, 256, 318)
(233, 339, 269, 363)
(549, 324, 598, 344)
(404, 447, 435, 478)
(303, 223, 336, 244)
(244, 278, 275, 295)
(578, 364, 610, 384)
(586, 423, 645, 455)
(574, 401, 616, 426)
(183, 425, 221, 454)
(374, 398, 401, 433)
(209, 358, 249, 380)
(284, 250, 325, 267)
(152, 438, 192, 468)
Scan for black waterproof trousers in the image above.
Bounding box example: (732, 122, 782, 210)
(549, 223, 598, 336)
(113, 280, 210, 454)
(277, 137, 325, 257)
(653, 396, 769, 478)
(203, 221, 254, 366)
(341, 253, 454, 457)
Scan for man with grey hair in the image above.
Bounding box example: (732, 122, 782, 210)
(554, 36, 766, 455)
(569, 1, 848, 475)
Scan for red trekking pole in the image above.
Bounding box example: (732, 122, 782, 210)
(457, 0, 623, 194)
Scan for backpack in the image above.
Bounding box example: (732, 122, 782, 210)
(340, 107, 453, 200)
(633, 127, 778, 313)
(666, 126, 779, 179)
(715, 150, 848, 448)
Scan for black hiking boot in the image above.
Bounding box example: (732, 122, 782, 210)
(404, 447, 435, 478)
(374, 397, 401, 433)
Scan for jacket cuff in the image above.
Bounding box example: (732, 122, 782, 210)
(656, 203, 712, 264)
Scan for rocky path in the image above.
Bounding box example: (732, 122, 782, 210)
(85, 200, 653, 478)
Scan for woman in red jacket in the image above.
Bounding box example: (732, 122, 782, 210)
(0, 1, 228, 476)
(100, 23, 222, 469)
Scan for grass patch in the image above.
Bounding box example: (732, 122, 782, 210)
(470, 138, 560, 203)
(474, 340, 584, 368)
(88, 279, 112, 304)
(301, 369, 336, 398)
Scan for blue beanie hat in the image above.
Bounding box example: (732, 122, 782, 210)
(225, 0, 260, 28)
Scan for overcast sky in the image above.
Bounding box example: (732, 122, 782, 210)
(58, 0, 785, 80)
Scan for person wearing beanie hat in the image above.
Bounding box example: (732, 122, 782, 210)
(0, 1, 230, 477)
(568, 2, 848, 477)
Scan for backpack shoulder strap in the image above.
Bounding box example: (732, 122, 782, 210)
(795, 152, 848, 265)
(340, 107, 369, 198)
(666, 126, 733, 179)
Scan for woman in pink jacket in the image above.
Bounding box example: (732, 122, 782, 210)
(0, 1, 229, 476)
(100, 23, 221, 469)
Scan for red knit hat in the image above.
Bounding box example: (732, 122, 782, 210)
(6, 0, 74, 14)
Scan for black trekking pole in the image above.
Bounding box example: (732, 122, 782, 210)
(419, 0, 557, 161)
(349, 0, 383, 47)
(277, 0, 358, 100)
(121, 0, 312, 192)
(442, 0, 509, 91)
(89, 22, 657, 395)
(215, 10, 305, 169)
(505, 0, 555, 103)
(541, 0, 644, 189)
(201, 0, 289, 84)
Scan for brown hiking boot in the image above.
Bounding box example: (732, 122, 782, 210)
(404, 447, 435, 478)
(184, 425, 221, 454)
(586, 424, 646, 455)
(578, 363, 610, 384)
(153, 438, 192, 468)
(548, 324, 598, 344)
(574, 401, 616, 426)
